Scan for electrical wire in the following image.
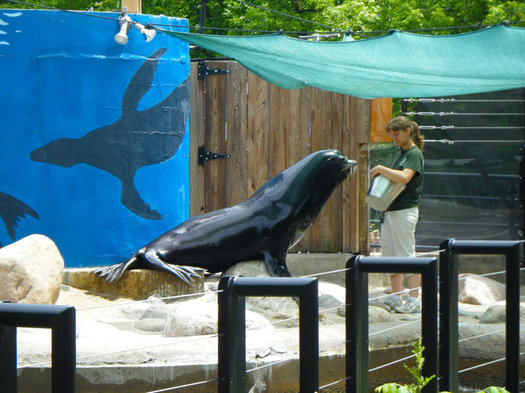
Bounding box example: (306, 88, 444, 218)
(144, 378, 218, 393)
(146, 381, 216, 393)
(319, 376, 350, 390)
(458, 356, 508, 374)
(369, 353, 417, 373)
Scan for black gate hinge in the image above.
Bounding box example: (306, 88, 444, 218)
(198, 146, 231, 165)
(197, 61, 229, 80)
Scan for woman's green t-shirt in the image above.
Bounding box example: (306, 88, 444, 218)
(387, 145, 424, 211)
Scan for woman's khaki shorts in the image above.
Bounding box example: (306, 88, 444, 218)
(381, 207, 419, 275)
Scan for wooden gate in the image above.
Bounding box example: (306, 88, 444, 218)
(189, 60, 387, 253)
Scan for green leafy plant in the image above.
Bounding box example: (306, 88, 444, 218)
(375, 337, 510, 393)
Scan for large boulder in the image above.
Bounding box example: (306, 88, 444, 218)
(163, 294, 273, 337)
(458, 273, 505, 305)
(0, 234, 64, 304)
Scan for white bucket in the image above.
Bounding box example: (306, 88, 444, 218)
(365, 175, 406, 211)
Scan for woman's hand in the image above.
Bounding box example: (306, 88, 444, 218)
(371, 165, 385, 179)
(371, 165, 415, 184)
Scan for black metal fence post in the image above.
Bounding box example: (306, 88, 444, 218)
(346, 255, 439, 393)
(218, 276, 319, 393)
(0, 303, 76, 393)
(218, 276, 247, 393)
(0, 325, 17, 393)
(438, 239, 459, 392)
(439, 239, 524, 393)
(51, 306, 76, 393)
(346, 255, 369, 393)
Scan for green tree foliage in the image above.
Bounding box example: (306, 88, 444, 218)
(2, 0, 523, 35)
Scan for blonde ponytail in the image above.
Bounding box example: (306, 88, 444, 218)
(410, 121, 424, 151)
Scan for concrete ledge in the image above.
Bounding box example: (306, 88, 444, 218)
(63, 268, 204, 300)
(16, 349, 524, 393)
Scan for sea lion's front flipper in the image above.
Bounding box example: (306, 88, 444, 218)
(143, 250, 204, 285)
(262, 252, 291, 277)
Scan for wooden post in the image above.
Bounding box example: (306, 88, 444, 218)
(370, 97, 392, 143)
(121, 0, 142, 13)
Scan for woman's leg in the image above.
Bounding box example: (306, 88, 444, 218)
(407, 274, 421, 298)
(390, 273, 404, 295)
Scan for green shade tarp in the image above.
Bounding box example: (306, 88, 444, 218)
(157, 24, 525, 98)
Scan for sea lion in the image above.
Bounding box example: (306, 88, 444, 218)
(94, 150, 357, 284)
(30, 48, 189, 220)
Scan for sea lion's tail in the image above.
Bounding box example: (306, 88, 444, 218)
(92, 256, 138, 283)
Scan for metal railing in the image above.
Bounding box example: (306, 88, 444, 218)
(217, 276, 319, 393)
(0, 302, 76, 393)
(345, 255, 439, 393)
(438, 239, 524, 393)
(2, 238, 521, 393)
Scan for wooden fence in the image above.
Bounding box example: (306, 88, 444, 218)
(189, 60, 391, 253)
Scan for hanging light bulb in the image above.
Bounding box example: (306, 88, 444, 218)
(134, 23, 156, 43)
(114, 13, 132, 45)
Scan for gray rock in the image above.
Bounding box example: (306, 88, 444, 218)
(134, 318, 167, 332)
(479, 303, 525, 324)
(458, 273, 505, 305)
(163, 295, 275, 337)
(222, 260, 270, 278)
(337, 304, 396, 323)
(318, 282, 345, 311)
(369, 305, 396, 322)
(164, 300, 217, 337)
(0, 234, 64, 304)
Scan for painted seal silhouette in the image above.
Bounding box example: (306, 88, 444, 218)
(30, 48, 190, 220)
(0, 192, 39, 246)
(93, 150, 357, 284)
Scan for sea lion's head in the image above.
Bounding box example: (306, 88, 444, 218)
(296, 149, 357, 200)
(317, 149, 357, 179)
(254, 149, 357, 215)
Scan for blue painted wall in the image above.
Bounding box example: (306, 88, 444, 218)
(0, 10, 190, 267)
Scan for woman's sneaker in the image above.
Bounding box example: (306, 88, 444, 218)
(395, 297, 421, 314)
(383, 295, 403, 311)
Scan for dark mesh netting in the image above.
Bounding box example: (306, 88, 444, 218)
(371, 88, 524, 250)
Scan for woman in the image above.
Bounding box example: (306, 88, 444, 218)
(371, 116, 424, 313)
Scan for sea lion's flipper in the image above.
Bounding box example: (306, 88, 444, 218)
(121, 48, 167, 114)
(143, 250, 204, 285)
(93, 255, 140, 283)
(262, 252, 291, 277)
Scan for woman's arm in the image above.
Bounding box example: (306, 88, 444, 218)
(371, 165, 415, 184)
